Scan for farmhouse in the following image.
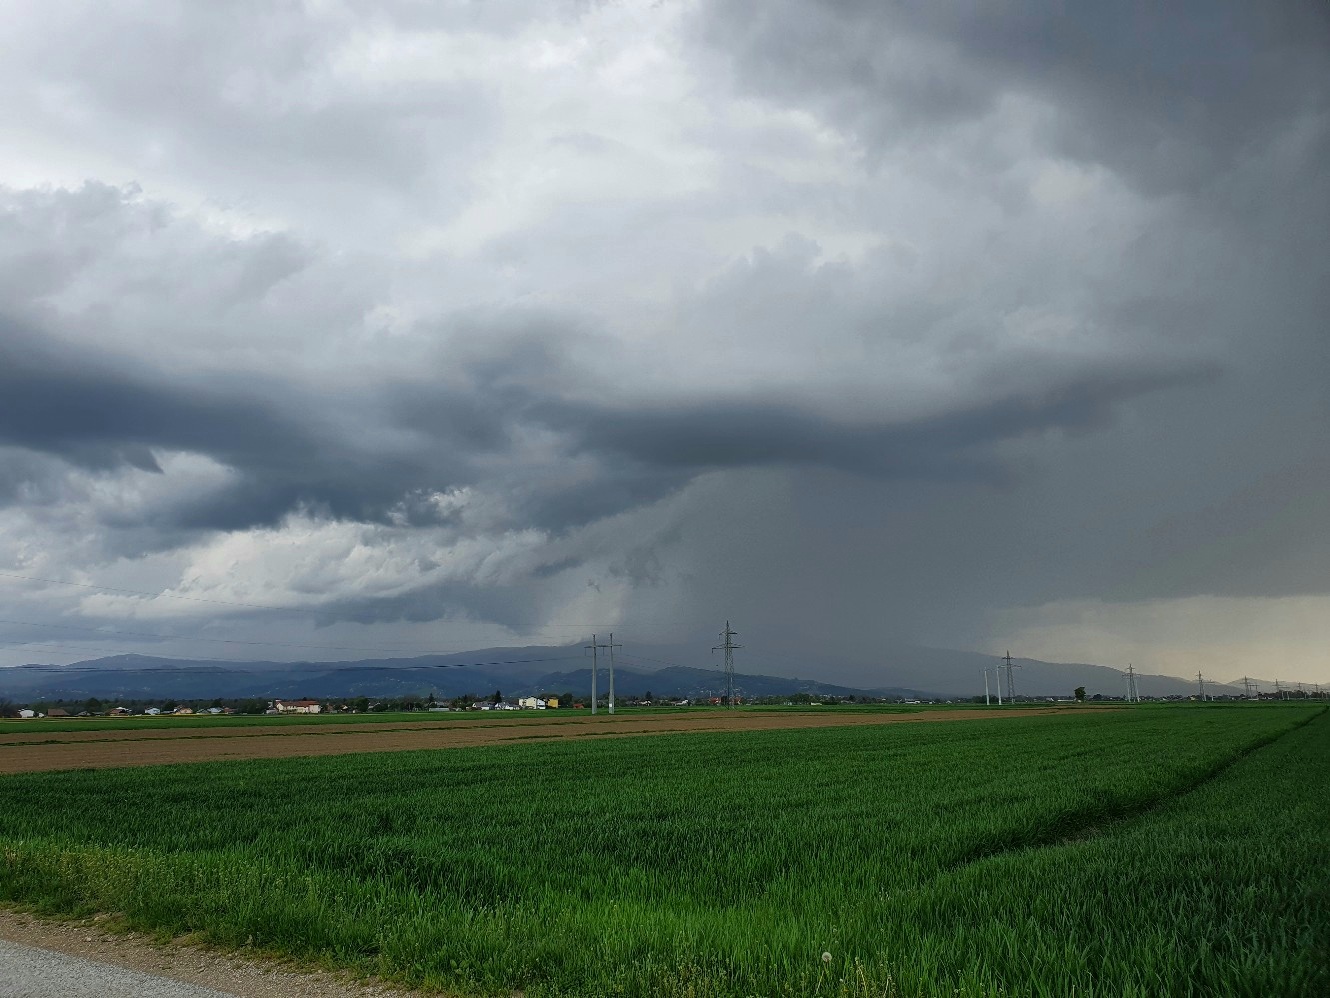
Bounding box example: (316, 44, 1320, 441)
(274, 699, 322, 714)
(46, 708, 70, 718)
(18, 709, 35, 719)
(517, 697, 546, 709)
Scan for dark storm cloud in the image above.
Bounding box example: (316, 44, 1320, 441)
(0, 315, 426, 527)
(1, 294, 1209, 541)
(538, 365, 1212, 480)
(695, 1, 1330, 191)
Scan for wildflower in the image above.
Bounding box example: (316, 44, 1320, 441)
(822, 952, 832, 964)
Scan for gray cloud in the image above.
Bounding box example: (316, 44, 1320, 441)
(0, 2, 1327, 681)
(694, 1, 1330, 193)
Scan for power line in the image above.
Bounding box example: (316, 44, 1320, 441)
(0, 616, 500, 656)
(0, 571, 347, 618)
(0, 576, 637, 660)
(5, 654, 583, 675)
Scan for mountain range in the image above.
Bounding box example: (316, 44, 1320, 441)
(0, 644, 1239, 703)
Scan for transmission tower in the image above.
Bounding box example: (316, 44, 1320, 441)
(606, 632, 623, 714)
(1197, 671, 1207, 701)
(1126, 663, 1140, 703)
(1242, 676, 1257, 700)
(1003, 651, 1020, 702)
(713, 621, 742, 707)
(585, 634, 611, 715)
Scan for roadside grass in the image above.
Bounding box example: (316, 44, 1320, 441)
(0, 706, 1321, 996)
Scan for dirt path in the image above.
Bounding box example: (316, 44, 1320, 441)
(0, 909, 418, 998)
(0, 708, 1070, 774)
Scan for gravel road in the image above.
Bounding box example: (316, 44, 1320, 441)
(0, 938, 238, 997)
(0, 911, 415, 998)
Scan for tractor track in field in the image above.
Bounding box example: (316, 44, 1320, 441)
(944, 706, 1327, 871)
(0, 707, 1073, 774)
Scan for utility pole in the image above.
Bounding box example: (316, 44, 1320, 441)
(1003, 651, 1020, 703)
(606, 632, 623, 713)
(713, 621, 742, 708)
(585, 634, 610, 715)
(982, 668, 991, 705)
(1197, 671, 1206, 701)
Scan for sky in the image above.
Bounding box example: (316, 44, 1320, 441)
(1, 0, 1327, 686)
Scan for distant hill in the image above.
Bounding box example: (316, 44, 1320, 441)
(0, 644, 1240, 703)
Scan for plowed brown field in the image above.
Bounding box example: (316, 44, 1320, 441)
(0, 707, 1074, 774)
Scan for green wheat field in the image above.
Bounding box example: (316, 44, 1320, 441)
(1, 705, 1326, 996)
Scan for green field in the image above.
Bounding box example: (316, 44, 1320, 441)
(1, 705, 1325, 996)
(0, 703, 929, 734)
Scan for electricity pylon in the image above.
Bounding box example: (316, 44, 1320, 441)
(713, 622, 742, 707)
(606, 632, 623, 713)
(1003, 651, 1021, 702)
(586, 634, 611, 715)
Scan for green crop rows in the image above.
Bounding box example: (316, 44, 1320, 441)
(0, 706, 1325, 996)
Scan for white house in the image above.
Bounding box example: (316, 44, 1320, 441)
(274, 699, 322, 714)
(17, 709, 34, 719)
(517, 696, 547, 709)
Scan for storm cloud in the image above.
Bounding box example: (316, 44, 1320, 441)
(0, 1, 1326, 684)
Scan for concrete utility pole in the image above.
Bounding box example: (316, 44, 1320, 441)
(983, 668, 991, 705)
(713, 621, 742, 708)
(1003, 651, 1020, 703)
(585, 634, 610, 715)
(606, 632, 623, 714)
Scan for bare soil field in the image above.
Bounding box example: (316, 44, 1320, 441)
(0, 708, 1072, 774)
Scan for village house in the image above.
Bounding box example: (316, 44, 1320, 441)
(274, 699, 322, 714)
(516, 696, 546, 709)
(46, 708, 70, 718)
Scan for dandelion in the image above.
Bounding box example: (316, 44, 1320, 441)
(822, 952, 832, 964)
